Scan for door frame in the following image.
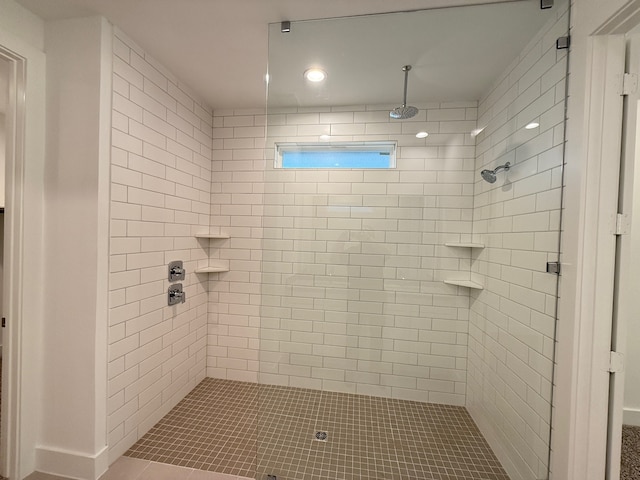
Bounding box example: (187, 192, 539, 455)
(0, 28, 46, 480)
(605, 31, 640, 479)
(553, 1, 640, 478)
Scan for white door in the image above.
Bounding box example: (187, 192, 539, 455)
(607, 31, 640, 480)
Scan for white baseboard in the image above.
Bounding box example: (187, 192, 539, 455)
(623, 408, 640, 426)
(35, 445, 109, 480)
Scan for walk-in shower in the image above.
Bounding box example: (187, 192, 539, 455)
(124, 1, 569, 479)
(256, 2, 568, 478)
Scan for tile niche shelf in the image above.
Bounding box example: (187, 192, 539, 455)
(443, 242, 484, 290)
(194, 233, 230, 239)
(444, 242, 485, 248)
(194, 232, 230, 274)
(194, 264, 229, 274)
(443, 280, 484, 290)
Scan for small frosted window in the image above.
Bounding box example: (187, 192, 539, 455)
(275, 142, 396, 169)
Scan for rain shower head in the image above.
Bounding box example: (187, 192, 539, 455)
(390, 105, 419, 120)
(480, 162, 511, 183)
(390, 65, 419, 120)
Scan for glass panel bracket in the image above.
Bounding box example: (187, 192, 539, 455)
(556, 36, 570, 50)
(546, 262, 561, 275)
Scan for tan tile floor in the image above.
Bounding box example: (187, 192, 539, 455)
(126, 378, 510, 480)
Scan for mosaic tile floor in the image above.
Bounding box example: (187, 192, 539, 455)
(126, 378, 509, 480)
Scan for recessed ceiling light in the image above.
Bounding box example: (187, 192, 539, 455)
(304, 68, 327, 83)
(525, 122, 540, 130)
(319, 134, 331, 141)
(416, 131, 429, 138)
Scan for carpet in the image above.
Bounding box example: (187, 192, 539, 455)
(622, 425, 640, 480)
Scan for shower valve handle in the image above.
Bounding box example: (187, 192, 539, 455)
(170, 265, 184, 276)
(168, 284, 186, 305)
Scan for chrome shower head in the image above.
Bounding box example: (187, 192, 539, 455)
(480, 169, 497, 183)
(390, 105, 419, 120)
(390, 65, 419, 120)
(480, 162, 511, 183)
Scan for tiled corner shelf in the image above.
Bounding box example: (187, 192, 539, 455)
(195, 233, 230, 239)
(443, 280, 484, 290)
(195, 233, 230, 274)
(194, 264, 229, 274)
(444, 242, 485, 248)
(443, 242, 484, 289)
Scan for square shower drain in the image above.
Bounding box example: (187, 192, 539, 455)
(314, 431, 328, 441)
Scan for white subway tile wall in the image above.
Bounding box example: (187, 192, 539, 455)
(108, 29, 213, 461)
(209, 103, 479, 405)
(467, 5, 567, 480)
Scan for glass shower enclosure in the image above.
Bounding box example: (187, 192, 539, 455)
(254, 1, 568, 478)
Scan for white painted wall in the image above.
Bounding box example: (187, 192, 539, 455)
(619, 32, 640, 430)
(39, 16, 111, 480)
(0, 210, 3, 354)
(0, 111, 5, 208)
(0, 113, 4, 347)
(107, 28, 213, 463)
(623, 183, 640, 427)
(0, 0, 44, 52)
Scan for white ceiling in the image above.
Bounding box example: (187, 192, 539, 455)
(15, 0, 560, 109)
(267, 2, 553, 107)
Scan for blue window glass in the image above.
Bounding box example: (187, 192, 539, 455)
(282, 151, 391, 169)
(275, 142, 396, 169)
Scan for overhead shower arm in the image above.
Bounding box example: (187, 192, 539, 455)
(390, 65, 419, 119)
(493, 163, 511, 174)
(401, 65, 411, 107)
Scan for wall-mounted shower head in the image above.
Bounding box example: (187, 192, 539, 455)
(390, 65, 419, 120)
(480, 162, 511, 183)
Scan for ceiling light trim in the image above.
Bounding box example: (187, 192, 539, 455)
(304, 68, 327, 83)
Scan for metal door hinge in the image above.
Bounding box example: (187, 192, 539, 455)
(609, 351, 624, 373)
(546, 262, 561, 275)
(611, 213, 630, 235)
(620, 73, 639, 96)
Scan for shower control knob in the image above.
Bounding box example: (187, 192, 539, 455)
(168, 260, 186, 281)
(168, 284, 186, 305)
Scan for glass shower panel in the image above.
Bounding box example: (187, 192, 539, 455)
(256, 2, 569, 478)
